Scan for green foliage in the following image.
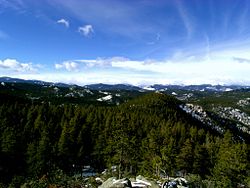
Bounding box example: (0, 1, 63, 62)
(8, 176, 25, 188)
(212, 131, 248, 187)
(244, 176, 250, 188)
(0, 92, 249, 187)
(176, 139, 194, 174)
(1, 127, 17, 154)
(192, 144, 210, 177)
(185, 174, 203, 188)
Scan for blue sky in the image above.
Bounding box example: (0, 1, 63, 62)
(1, 0, 250, 85)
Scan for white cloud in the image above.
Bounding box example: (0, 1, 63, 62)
(78, 25, 94, 37)
(55, 61, 79, 71)
(9, 53, 250, 86)
(63, 56, 247, 77)
(75, 57, 127, 67)
(53, 48, 250, 86)
(0, 58, 37, 73)
(57, 18, 69, 28)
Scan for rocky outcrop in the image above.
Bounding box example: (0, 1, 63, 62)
(99, 177, 132, 188)
(98, 176, 160, 188)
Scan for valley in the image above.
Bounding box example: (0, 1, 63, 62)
(0, 77, 250, 187)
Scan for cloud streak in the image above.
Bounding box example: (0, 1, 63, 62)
(57, 18, 69, 28)
(46, 0, 157, 39)
(78, 25, 94, 37)
(0, 0, 25, 11)
(175, 0, 193, 38)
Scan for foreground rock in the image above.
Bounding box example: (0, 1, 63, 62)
(133, 175, 159, 188)
(98, 175, 160, 188)
(99, 177, 132, 188)
(161, 177, 188, 188)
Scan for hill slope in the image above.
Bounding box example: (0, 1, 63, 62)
(0, 91, 249, 187)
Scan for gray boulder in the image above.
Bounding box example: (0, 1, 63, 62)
(99, 177, 132, 188)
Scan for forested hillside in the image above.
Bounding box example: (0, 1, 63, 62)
(0, 92, 249, 187)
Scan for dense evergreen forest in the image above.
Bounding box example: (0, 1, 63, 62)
(0, 92, 249, 187)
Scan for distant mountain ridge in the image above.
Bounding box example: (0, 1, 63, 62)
(85, 83, 141, 91)
(0, 77, 73, 88)
(0, 76, 48, 85)
(1, 76, 250, 141)
(0, 76, 249, 91)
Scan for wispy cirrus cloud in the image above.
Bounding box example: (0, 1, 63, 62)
(78, 25, 94, 37)
(0, 0, 26, 13)
(46, 0, 158, 39)
(0, 58, 38, 73)
(175, 0, 194, 38)
(57, 18, 69, 28)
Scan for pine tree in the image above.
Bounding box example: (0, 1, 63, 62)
(192, 144, 210, 177)
(161, 137, 177, 177)
(176, 138, 194, 175)
(1, 127, 17, 154)
(213, 131, 248, 187)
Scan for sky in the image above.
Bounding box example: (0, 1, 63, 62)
(1, 0, 250, 86)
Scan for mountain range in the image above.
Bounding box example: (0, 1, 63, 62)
(0, 76, 250, 187)
(1, 76, 250, 136)
(1, 76, 249, 92)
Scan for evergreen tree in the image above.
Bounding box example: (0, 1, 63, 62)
(192, 144, 210, 177)
(161, 137, 177, 177)
(176, 139, 194, 175)
(213, 131, 248, 187)
(1, 127, 17, 154)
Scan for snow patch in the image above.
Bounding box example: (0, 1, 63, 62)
(238, 98, 250, 107)
(159, 88, 168, 91)
(225, 88, 233, 92)
(99, 91, 110, 95)
(54, 87, 59, 92)
(97, 95, 112, 101)
(143, 86, 155, 91)
(84, 89, 93, 95)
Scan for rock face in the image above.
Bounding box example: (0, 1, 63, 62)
(161, 177, 188, 188)
(133, 175, 159, 188)
(99, 177, 132, 188)
(99, 176, 161, 188)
